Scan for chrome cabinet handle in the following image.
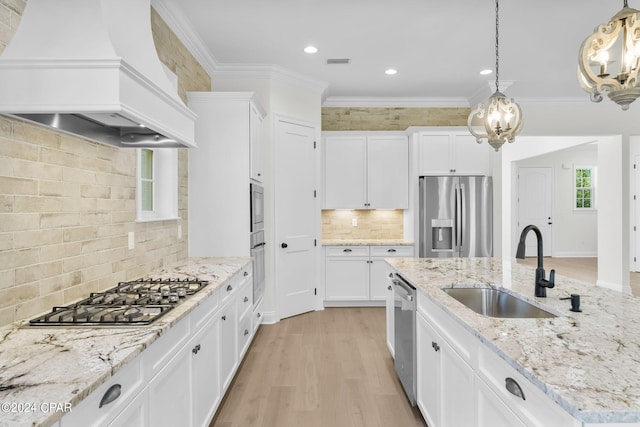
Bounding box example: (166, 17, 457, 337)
(257, 312, 261, 318)
(505, 377, 526, 400)
(99, 384, 121, 408)
(432, 341, 440, 352)
(244, 329, 249, 336)
(388, 273, 393, 278)
(222, 315, 226, 321)
(343, 248, 352, 253)
(281, 242, 288, 248)
(227, 285, 233, 292)
(244, 296, 249, 303)
(388, 285, 392, 291)
(387, 248, 397, 253)
(244, 271, 248, 277)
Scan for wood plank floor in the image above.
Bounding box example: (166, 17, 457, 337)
(517, 257, 640, 296)
(210, 307, 426, 427)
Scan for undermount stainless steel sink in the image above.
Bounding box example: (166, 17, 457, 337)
(442, 287, 557, 319)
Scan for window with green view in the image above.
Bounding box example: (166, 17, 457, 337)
(574, 166, 595, 210)
(140, 149, 153, 211)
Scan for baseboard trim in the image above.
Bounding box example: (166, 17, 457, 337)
(261, 310, 279, 324)
(552, 252, 598, 258)
(323, 300, 386, 307)
(597, 280, 627, 293)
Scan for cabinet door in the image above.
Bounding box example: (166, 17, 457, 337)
(370, 258, 392, 301)
(250, 103, 264, 182)
(441, 339, 476, 427)
(191, 317, 221, 427)
(419, 133, 451, 175)
(219, 299, 238, 391)
(323, 136, 367, 209)
(367, 136, 408, 209)
(476, 379, 526, 427)
(325, 256, 370, 300)
(416, 311, 441, 427)
(452, 133, 490, 175)
(108, 391, 147, 427)
(148, 349, 191, 427)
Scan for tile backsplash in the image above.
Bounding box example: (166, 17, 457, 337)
(0, 3, 210, 326)
(322, 209, 404, 240)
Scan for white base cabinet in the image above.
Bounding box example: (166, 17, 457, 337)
(324, 245, 413, 305)
(384, 266, 395, 356)
(413, 289, 581, 427)
(61, 264, 259, 427)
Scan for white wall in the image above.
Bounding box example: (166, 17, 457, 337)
(516, 144, 598, 257)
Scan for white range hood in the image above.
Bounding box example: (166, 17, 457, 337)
(0, 0, 197, 148)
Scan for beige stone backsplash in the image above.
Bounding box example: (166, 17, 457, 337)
(322, 209, 404, 240)
(0, 3, 211, 327)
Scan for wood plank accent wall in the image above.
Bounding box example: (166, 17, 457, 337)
(322, 107, 470, 131)
(0, 1, 210, 326)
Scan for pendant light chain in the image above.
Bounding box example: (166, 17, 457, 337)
(624, 0, 628, 8)
(495, 0, 500, 93)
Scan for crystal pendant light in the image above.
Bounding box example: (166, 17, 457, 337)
(578, 0, 640, 110)
(467, 0, 523, 152)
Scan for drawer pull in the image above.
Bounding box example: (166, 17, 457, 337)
(244, 271, 248, 277)
(99, 384, 121, 408)
(431, 341, 440, 352)
(227, 285, 233, 292)
(388, 273, 393, 278)
(505, 377, 526, 400)
(343, 248, 353, 253)
(244, 329, 249, 336)
(257, 312, 261, 318)
(387, 248, 397, 253)
(244, 296, 249, 303)
(222, 315, 227, 321)
(388, 285, 392, 291)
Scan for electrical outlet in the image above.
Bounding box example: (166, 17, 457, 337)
(352, 218, 358, 227)
(128, 231, 135, 250)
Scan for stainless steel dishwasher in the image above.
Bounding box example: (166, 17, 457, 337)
(393, 273, 417, 406)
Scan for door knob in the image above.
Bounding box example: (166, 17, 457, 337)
(281, 243, 288, 248)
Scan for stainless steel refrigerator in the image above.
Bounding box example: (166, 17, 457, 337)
(419, 176, 492, 258)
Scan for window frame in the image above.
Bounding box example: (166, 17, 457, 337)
(136, 148, 179, 222)
(573, 165, 597, 212)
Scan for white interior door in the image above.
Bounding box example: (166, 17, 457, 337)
(517, 167, 553, 257)
(275, 117, 318, 319)
(634, 155, 640, 272)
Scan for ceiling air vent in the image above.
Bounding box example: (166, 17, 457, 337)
(327, 58, 350, 65)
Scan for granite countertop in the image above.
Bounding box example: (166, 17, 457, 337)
(0, 257, 251, 427)
(386, 257, 640, 424)
(322, 239, 414, 246)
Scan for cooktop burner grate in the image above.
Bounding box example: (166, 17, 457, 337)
(29, 278, 208, 326)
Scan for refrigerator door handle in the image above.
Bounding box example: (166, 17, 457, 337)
(455, 183, 462, 251)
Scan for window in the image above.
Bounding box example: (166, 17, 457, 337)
(574, 165, 596, 210)
(136, 148, 178, 221)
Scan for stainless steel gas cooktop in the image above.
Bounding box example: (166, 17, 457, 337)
(29, 278, 208, 326)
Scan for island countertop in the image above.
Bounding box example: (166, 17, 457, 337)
(0, 256, 251, 427)
(386, 257, 640, 424)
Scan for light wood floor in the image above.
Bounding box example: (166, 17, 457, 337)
(517, 257, 640, 296)
(210, 307, 426, 427)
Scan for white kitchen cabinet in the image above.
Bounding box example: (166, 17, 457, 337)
(324, 245, 413, 304)
(187, 92, 266, 257)
(190, 316, 221, 427)
(476, 379, 527, 427)
(250, 102, 264, 182)
(385, 269, 395, 356)
(107, 389, 147, 427)
(219, 297, 238, 392)
(323, 132, 408, 209)
(148, 346, 192, 427)
(416, 310, 442, 427)
(417, 131, 490, 176)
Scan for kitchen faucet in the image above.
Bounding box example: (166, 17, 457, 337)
(515, 225, 555, 297)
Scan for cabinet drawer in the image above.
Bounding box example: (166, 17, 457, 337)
(370, 246, 413, 257)
(238, 311, 252, 357)
(325, 246, 369, 257)
(237, 280, 253, 319)
(189, 289, 220, 331)
(417, 291, 475, 364)
(477, 345, 580, 427)
(62, 357, 143, 427)
(253, 300, 263, 333)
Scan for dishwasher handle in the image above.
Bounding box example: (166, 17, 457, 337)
(393, 276, 415, 302)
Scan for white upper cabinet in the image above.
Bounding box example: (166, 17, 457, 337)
(417, 131, 490, 176)
(250, 102, 264, 182)
(323, 132, 408, 209)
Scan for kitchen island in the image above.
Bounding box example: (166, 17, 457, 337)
(0, 257, 251, 427)
(387, 257, 640, 425)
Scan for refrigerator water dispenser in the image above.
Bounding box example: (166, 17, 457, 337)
(431, 219, 453, 251)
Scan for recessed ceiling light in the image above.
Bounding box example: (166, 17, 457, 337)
(385, 68, 398, 75)
(304, 46, 318, 54)
(480, 69, 493, 75)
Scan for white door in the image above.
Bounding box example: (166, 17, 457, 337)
(517, 167, 553, 257)
(635, 155, 640, 272)
(275, 117, 318, 319)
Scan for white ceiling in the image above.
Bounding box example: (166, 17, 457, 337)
(162, 0, 623, 104)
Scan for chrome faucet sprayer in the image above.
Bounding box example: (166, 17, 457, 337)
(515, 225, 555, 297)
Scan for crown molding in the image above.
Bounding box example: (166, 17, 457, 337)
(212, 64, 329, 96)
(151, 0, 217, 78)
(322, 96, 471, 108)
